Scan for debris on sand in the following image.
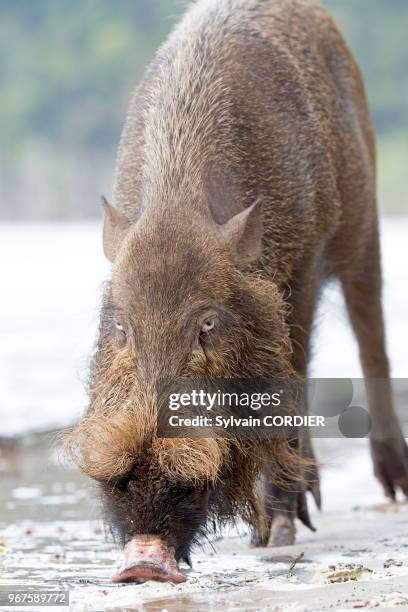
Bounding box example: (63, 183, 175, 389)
(317, 563, 373, 584)
(383, 557, 404, 568)
(287, 552, 305, 578)
(372, 500, 408, 513)
(261, 553, 312, 565)
(352, 591, 408, 608)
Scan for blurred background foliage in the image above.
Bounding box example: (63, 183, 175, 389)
(0, 0, 407, 219)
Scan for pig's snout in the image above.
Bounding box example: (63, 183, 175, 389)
(112, 536, 186, 584)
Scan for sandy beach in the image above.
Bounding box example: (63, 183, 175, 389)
(1, 436, 408, 611)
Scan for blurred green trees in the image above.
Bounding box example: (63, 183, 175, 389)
(0, 0, 406, 218)
(327, 0, 408, 135)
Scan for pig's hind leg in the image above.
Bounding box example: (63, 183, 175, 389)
(339, 223, 408, 499)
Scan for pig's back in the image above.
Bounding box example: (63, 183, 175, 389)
(113, 0, 373, 280)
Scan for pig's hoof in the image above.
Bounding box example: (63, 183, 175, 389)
(112, 562, 186, 584)
(250, 531, 269, 547)
(269, 515, 295, 547)
(371, 436, 408, 499)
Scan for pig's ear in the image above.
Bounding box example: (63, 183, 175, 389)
(219, 197, 263, 265)
(101, 196, 131, 262)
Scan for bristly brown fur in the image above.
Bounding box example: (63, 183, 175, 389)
(66, 0, 404, 556)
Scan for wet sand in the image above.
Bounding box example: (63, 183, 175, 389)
(1, 436, 408, 611)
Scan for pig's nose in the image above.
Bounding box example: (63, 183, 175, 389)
(112, 535, 186, 583)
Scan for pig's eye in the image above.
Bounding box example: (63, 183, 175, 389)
(114, 320, 127, 343)
(198, 313, 218, 346)
(201, 319, 215, 335)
